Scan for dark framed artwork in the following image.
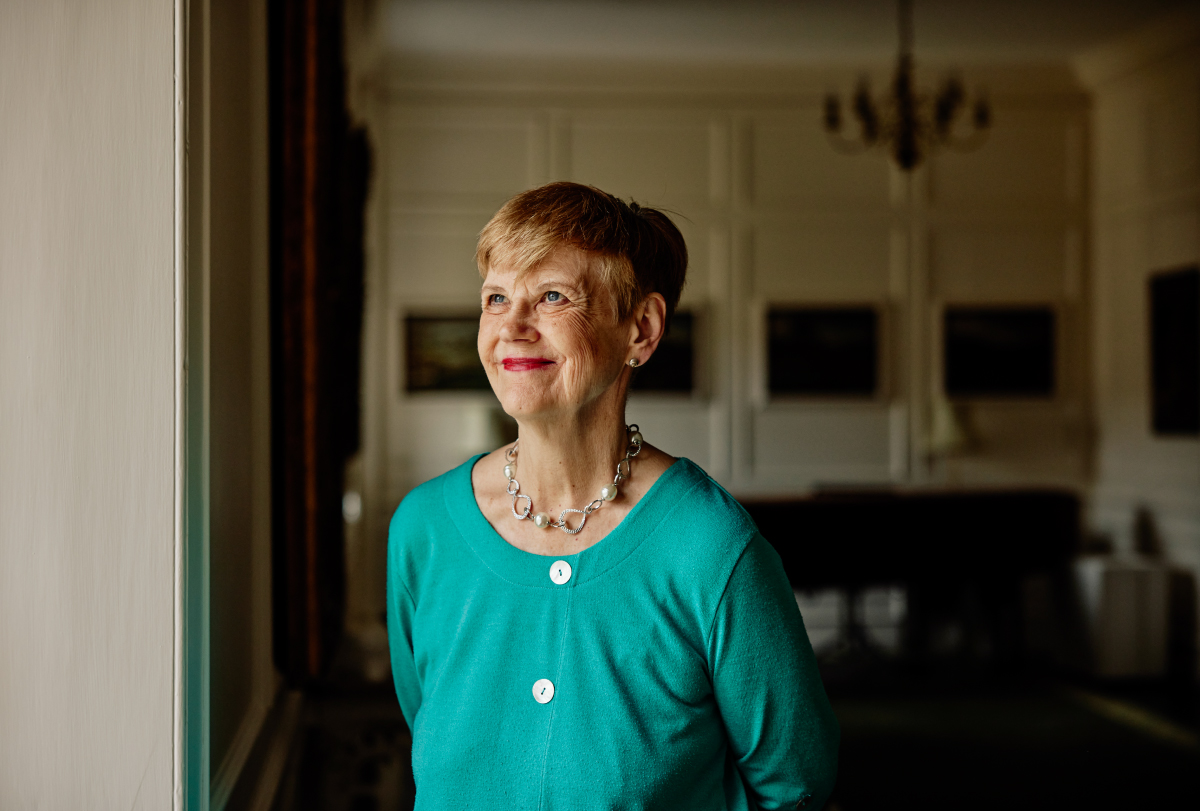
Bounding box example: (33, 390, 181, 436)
(944, 307, 1055, 397)
(631, 311, 695, 394)
(1150, 266, 1200, 435)
(404, 315, 489, 392)
(767, 307, 879, 396)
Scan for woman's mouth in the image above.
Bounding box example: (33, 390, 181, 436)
(502, 357, 555, 372)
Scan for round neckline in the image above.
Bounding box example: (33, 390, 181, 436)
(444, 453, 697, 588)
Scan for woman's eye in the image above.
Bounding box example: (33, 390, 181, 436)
(544, 291, 563, 303)
(487, 294, 507, 306)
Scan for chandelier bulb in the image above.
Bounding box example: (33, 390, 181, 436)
(852, 82, 879, 145)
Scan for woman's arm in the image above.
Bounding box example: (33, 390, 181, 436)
(387, 516, 423, 731)
(707, 533, 840, 810)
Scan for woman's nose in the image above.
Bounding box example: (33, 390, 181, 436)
(498, 301, 537, 342)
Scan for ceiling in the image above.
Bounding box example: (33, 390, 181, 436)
(380, 0, 1189, 64)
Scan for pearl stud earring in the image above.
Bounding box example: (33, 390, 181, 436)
(628, 358, 639, 368)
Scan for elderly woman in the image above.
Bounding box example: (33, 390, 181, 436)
(387, 182, 838, 810)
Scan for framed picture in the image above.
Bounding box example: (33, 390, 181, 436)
(631, 310, 695, 394)
(767, 307, 879, 396)
(1150, 266, 1199, 435)
(404, 315, 489, 392)
(943, 307, 1055, 397)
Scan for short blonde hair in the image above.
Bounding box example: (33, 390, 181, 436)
(475, 182, 688, 328)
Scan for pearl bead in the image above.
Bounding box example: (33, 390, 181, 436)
(601, 484, 618, 502)
(630, 430, 643, 446)
(503, 464, 514, 480)
(533, 513, 551, 529)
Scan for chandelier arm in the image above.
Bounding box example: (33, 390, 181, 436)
(821, 0, 989, 172)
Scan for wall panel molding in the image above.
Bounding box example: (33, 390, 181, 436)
(360, 56, 1094, 537)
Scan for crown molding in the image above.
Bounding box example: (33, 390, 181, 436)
(364, 53, 1085, 108)
(1072, 6, 1200, 88)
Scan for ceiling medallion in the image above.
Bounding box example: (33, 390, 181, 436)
(823, 0, 991, 171)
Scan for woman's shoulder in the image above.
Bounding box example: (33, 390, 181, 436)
(614, 458, 773, 623)
(669, 459, 757, 530)
(387, 456, 482, 591)
(389, 455, 478, 542)
(652, 457, 761, 560)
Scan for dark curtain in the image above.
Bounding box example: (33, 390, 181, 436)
(269, 0, 370, 685)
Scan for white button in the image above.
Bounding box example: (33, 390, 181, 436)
(549, 560, 572, 585)
(533, 678, 555, 704)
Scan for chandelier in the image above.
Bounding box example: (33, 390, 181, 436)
(823, 0, 990, 171)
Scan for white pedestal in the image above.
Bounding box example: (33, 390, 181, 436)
(1073, 557, 1170, 677)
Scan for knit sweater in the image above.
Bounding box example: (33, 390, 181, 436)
(387, 456, 839, 810)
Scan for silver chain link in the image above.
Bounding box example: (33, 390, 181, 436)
(505, 425, 642, 535)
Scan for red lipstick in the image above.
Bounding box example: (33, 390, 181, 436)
(502, 357, 554, 372)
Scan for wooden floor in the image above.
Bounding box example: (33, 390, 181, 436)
(827, 681, 1199, 810)
(274, 670, 1200, 811)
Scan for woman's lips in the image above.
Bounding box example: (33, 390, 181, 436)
(502, 357, 555, 372)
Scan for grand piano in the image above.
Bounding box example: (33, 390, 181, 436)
(741, 488, 1082, 662)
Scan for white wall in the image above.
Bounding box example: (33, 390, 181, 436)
(1078, 14, 1200, 612)
(0, 1, 178, 807)
(347, 55, 1091, 626)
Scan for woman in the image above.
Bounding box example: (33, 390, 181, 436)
(388, 182, 838, 810)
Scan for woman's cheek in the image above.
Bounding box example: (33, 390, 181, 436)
(477, 318, 505, 389)
(476, 321, 492, 369)
(554, 308, 616, 397)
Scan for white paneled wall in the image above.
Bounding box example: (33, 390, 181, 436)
(350, 61, 1091, 623)
(929, 106, 1091, 487)
(1080, 26, 1200, 570)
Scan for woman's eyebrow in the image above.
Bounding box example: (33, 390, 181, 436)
(532, 278, 584, 294)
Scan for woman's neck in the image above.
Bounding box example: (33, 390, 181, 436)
(511, 405, 629, 515)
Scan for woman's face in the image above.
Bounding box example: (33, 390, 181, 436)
(478, 245, 631, 421)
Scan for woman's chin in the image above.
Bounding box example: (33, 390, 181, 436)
(495, 387, 572, 423)
(496, 397, 553, 422)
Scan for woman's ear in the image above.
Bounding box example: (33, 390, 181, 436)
(628, 293, 668, 365)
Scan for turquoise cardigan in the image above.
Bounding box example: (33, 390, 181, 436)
(387, 456, 839, 810)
